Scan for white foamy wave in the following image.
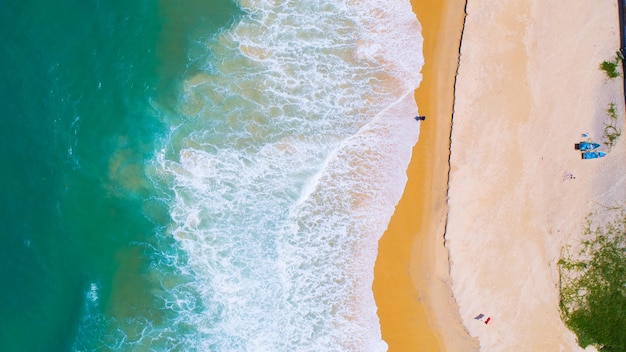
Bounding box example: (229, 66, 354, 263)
(352, 0, 424, 85)
(276, 93, 419, 352)
(147, 0, 423, 350)
(87, 282, 99, 303)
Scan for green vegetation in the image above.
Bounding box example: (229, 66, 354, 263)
(599, 52, 622, 79)
(603, 102, 622, 149)
(558, 211, 626, 351)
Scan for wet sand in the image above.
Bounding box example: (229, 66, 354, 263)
(373, 1, 477, 351)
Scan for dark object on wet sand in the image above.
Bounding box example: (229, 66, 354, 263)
(414, 115, 426, 121)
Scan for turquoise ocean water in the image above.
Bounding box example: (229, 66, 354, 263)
(0, 0, 423, 350)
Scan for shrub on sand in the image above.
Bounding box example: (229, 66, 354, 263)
(558, 211, 626, 351)
(599, 52, 622, 79)
(603, 103, 621, 149)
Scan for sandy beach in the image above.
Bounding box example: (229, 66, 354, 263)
(377, 0, 626, 351)
(447, 0, 626, 350)
(373, 1, 477, 351)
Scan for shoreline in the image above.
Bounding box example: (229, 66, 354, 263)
(373, 1, 476, 351)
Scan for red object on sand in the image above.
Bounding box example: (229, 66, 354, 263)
(484, 317, 491, 324)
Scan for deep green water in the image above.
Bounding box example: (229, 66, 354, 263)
(0, 0, 238, 350)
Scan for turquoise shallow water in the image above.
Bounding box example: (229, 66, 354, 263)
(0, 0, 422, 350)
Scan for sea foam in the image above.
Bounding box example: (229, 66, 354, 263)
(145, 0, 423, 350)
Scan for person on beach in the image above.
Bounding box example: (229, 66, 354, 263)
(415, 115, 426, 121)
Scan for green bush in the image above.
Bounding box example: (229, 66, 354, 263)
(600, 61, 620, 78)
(599, 52, 622, 79)
(603, 103, 621, 149)
(558, 211, 626, 351)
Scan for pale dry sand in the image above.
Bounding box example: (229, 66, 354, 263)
(448, 1, 626, 351)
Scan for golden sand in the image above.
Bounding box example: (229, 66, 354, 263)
(372, 1, 472, 351)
